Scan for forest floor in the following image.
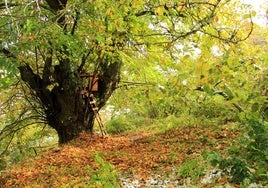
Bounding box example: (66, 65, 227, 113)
(0, 124, 241, 187)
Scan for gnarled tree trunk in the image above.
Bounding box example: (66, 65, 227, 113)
(19, 55, 121, 144)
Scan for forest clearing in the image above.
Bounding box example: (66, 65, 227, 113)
(1, 123, 243, 187)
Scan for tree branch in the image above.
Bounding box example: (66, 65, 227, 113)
(1, 48, 16, 58)
(18, 64, 58, 124)
(44, 0, 67, 29)
(0, 3, 19, 9)
(44, 0, 67, 12)
(71, 9, 80, 35)
(18, 64, 43, 92)
(42, 47, 53, 85)
(77, 51, 91, 73)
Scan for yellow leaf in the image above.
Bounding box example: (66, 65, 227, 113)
(106, 8, 113, 16)
(132, 0, 138, 8)
(214, 15, 219, 23)
(154, 7, 164, 16)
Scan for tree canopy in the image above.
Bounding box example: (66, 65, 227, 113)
(0, 0, 254, 144)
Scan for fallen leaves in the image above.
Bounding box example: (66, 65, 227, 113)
(0, 125, 239, 187)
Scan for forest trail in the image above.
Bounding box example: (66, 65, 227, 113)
(0, 125, 239, 187)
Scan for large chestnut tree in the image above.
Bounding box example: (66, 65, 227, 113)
(0, 0, 253, 144)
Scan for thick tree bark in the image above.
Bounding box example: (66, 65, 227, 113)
(19, 64, 86, 143)
(18, 55, 121, 144)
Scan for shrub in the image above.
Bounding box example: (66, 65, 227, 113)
(175, 157, 206, 182)
(90, 153, 120, 187)
(105, 115, 137, 134)
(203, 118, 268, 185)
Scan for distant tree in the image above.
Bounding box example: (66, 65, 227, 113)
(0, 0, 253, 144)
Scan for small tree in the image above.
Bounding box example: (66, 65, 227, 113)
(0, 0, 253, 144)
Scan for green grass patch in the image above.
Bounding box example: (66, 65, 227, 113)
(175, 156, 206, 182)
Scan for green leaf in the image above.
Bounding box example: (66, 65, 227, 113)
(262, 107, 268, 120)
(204, 85, 213, 95)
(223, 84, 235, 100)
(251, 10, 256, 17)
(242, 14, 251, 19)
(251, 103, 259, 112)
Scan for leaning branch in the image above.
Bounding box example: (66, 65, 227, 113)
(71, 9, 80, 35)
(195, 86, 244, 112)
(200, 10, 254, 44)
(78, 51, 91, 73)
(44, 0, 67, 12)
(1, 48, 16, 58)
(0, 3, 19, 9)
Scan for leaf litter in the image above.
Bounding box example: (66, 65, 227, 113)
(0, 125, 239, 187)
